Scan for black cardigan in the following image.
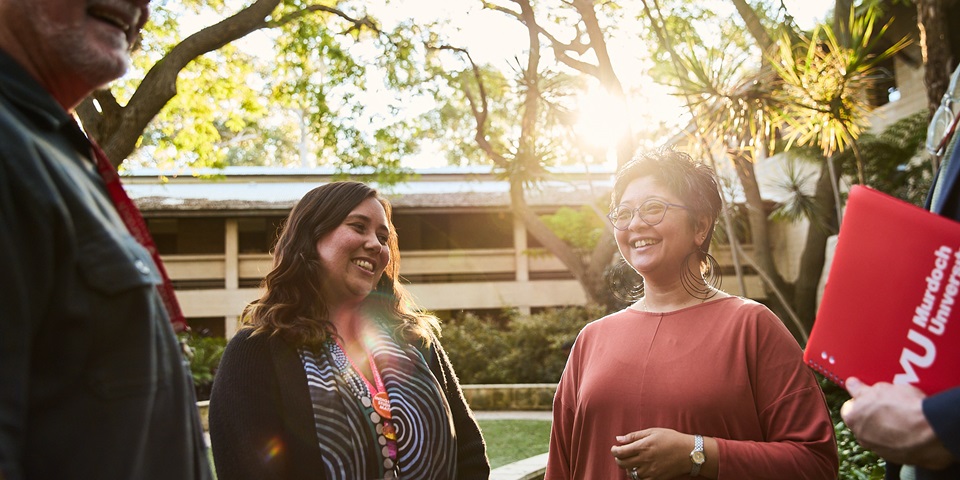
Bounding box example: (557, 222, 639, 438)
(209, 329, 490, 479)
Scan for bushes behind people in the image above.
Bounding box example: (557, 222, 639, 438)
(439, 306, 604, 384)
(179, 331, 227, 401)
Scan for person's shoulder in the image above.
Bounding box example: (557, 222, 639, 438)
(226, 326, 257, 344)
(709, 296, 786, 329)
(223, 327, 281, 358)
(579, 308, 632, 336)
(710, 295, 774, 316)
(712, 296, 803, 348)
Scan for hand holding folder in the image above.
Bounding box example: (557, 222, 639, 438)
(804, 186, 960, 395)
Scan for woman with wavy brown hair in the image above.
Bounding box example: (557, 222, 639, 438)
(209, 181, 489, 480)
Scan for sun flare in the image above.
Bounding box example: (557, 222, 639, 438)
(574, 86, 632, 152)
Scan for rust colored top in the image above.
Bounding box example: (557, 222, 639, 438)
(546, 296, 838, 479)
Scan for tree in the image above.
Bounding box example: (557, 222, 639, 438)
(639, 0, 909, 334)
(916, 0, 958, 124)
(639, 0, 807, 332)
(426, 0, 623, 307)
(78, 0, 425, 181)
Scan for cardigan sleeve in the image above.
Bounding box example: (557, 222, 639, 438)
(427, 339, 491, 479)
(209, 330, 322, 480)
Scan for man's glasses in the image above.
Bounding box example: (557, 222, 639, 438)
(608, 199, 690, 230)
(926, 68, 960, 160)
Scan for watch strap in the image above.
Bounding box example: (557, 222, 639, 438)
(690, 434, 705, 477)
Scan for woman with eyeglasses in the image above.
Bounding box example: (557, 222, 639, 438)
(209, 181, 489, 480)
(544, 149, 838, 480)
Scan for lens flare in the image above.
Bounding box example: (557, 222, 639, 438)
(262, 436, 284, 463)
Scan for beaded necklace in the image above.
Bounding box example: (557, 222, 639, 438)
(330, 339, 399, 476)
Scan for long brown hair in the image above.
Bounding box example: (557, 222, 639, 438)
(242, 181, 439, 347)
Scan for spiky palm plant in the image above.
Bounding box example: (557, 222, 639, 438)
(770, 4, 911, 186)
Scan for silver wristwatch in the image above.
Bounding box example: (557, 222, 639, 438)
(689, 434, 705, 477)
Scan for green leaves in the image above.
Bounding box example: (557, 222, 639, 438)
(116, 1, 430, 180)
(669, 36, 782, 154)
(538, 206, 605, 251)
(769, 5, 910, 159)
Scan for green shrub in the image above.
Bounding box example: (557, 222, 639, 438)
(440, 306, 604, 384)
(818, 375, 886, 479)
(179, 331, 227, 401)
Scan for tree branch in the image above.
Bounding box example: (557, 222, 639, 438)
(92, 0, 382, 167)
(486, 0, 599, 77)
(266, 4, 381, 35)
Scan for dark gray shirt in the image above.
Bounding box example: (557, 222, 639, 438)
(0, 49, 212, 480)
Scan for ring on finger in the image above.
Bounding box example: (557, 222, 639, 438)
(629, 467, 639, 480)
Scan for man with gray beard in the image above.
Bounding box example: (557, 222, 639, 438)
(0, 1, 213, 478)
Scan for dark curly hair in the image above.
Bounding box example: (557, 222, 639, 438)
(610, 148, 724, 299)
(611, 147, 723, 256)
(242, 181, 438, 347)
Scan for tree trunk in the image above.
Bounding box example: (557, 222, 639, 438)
(791, 158, 840, 332)
(833, 0, 853, 50)
(570, 0, 635, 166)
(728, 149, 786, 292)
(461, 0, 612, 306)
(730, 0, 773, 51)
(76, 0, 376, 168)
(917, 0, 957, 124)
(724, 147, 811, 330)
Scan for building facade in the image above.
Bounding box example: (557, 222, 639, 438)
(127, 166, 766, 338)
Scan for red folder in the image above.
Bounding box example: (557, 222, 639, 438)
(804, 186, 960, 395)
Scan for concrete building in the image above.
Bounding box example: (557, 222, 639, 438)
(126, 166, 766, 338)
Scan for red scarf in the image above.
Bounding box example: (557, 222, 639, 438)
(90, 140, 187, 332)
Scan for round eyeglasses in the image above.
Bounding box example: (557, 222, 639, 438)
(926, 67, 960, 159)
(608, 199, 691, 230)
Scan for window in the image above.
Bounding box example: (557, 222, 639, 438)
(393, 211, 513, 250)
(238, 216, 286, 253)
(146, 218, 225, 254)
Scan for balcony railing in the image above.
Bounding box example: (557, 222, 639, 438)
(162, 244, 765, 325)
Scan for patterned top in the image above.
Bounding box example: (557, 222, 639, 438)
(209, 328, 490, 480)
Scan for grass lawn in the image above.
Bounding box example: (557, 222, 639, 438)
(478, 419, 553, 469)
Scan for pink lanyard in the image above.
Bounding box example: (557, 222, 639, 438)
(337, 340, 385, 395)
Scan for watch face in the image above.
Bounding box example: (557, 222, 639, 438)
(692, 451, 706, 464)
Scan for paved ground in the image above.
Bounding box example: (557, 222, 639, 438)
(474, 410, 552, 421)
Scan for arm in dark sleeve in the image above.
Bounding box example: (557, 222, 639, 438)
(0, 157, 55, 480)
(427, 340, 490, 479)
(923, 386, 960, 461)
(209, 331, 303, 480)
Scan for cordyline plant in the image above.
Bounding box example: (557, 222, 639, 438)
(644, 1, 912, 335)
(770, 4, 911, 187)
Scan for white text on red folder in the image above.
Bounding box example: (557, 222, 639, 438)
(896, 246, 956, 386)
